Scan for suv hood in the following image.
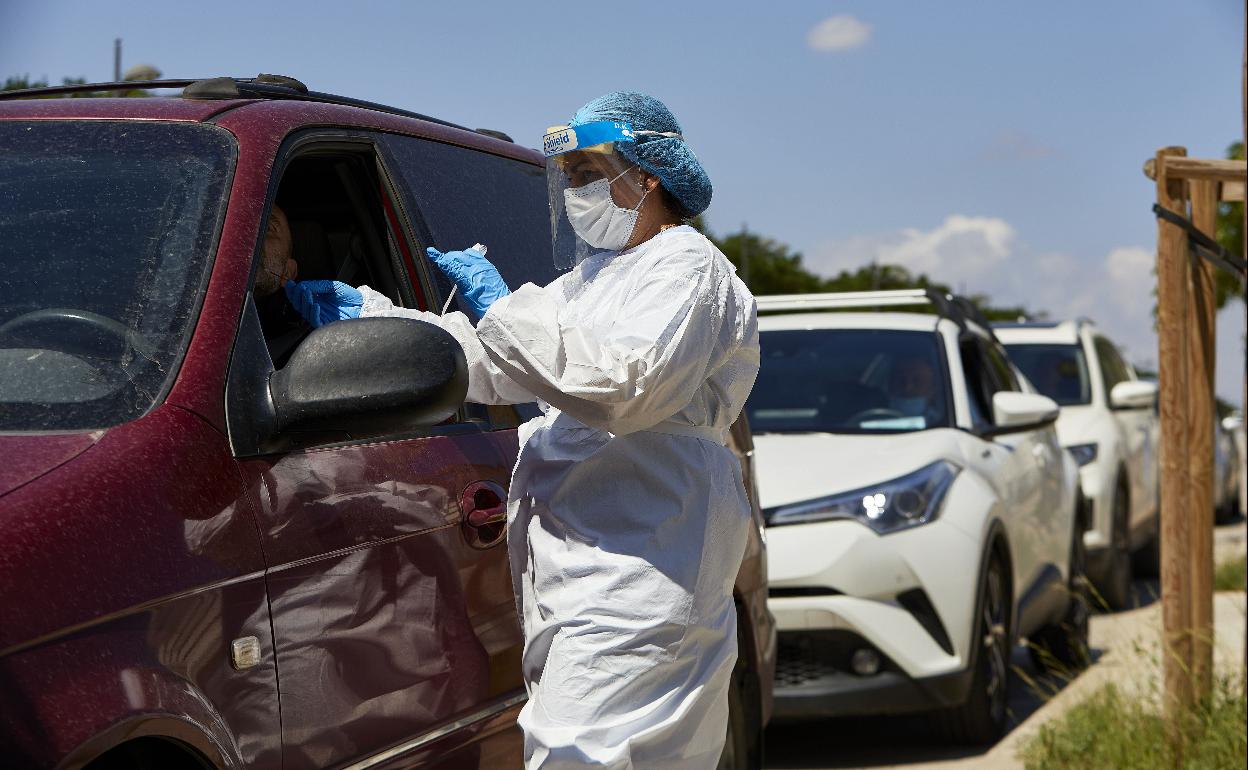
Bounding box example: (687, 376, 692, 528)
(0, 433, 101, 498)
(753, 430, 962, 510)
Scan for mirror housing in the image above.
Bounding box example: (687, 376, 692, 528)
(270, 317, 467, 436)
(985, 391, 1060, 436)
(1109, 380, 1158, 410)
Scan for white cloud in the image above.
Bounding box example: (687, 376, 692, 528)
(807, 215, 1016, 283)
(807, 15, 872, 53)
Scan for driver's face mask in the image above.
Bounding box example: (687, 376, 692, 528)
(562, 166, 652, 251)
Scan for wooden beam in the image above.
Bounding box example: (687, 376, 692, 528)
(1162, 156, 1247, 183)
(1144, 156, 1248, 185)
(1155, 145, 1194, 722)
(1221, 180, 1245, 202)
(1188, 178, 1218, 702)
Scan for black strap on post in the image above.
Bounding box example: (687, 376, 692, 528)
(1152, 204, 1248, 282)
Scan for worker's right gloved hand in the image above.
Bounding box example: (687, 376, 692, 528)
(426, 246, 510, 320)
(284, 279, 364, 328)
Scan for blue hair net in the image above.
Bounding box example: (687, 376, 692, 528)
(570, 92, 712, 217)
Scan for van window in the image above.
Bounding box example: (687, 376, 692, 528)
(377, 136, 559, 309)
(256, 150, 412, 368)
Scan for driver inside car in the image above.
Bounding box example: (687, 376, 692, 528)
(254, 205, 305, 356)
(887, 354, 945, 427)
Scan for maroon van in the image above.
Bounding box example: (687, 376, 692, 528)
(0, 77, 774, 770)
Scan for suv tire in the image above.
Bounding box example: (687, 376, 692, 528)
(936, 556, 1010, 745)
(1099, 480, 1133, 611)
(1029, 519, 1091, 673)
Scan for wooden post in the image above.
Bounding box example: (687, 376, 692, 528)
(1187, 179, 1218, 702)
(1155, 146, 1194, 720)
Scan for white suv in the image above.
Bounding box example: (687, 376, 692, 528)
(749, 291, 1086, 744)
(994, 320, 1160, 609)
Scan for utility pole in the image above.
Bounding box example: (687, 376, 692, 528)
(113, 38, 121, 81)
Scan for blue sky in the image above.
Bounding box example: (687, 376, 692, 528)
(3, 0, 1245, 398)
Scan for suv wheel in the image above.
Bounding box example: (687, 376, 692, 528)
(1099, 481, 1133, 611)
(936, 556, 1010, 745)
(717, 673, 752, 770)
(1029, 519, 1091, 672)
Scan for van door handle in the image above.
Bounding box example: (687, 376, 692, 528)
(460, 481, 508, 548)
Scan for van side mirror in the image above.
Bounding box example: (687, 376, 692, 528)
(270, 317, 467, 436)
(1109, 380, 1158, 410)
(983, 391, 1059, 437)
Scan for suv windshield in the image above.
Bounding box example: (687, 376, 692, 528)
(747, 329, 951, 434)
(0, 121, 235, 431)
(1003, 343, 1091, 406)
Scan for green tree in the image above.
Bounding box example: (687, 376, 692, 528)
(702, 221, 1037, 319)
(716, 229, 827, 294)
(1214, 140, 1244, 309)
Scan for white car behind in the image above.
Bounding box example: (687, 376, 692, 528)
(994, 320, 1160, 609)
(750, 291, 1086, 744)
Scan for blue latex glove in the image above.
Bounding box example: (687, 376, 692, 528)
(426, 246, 510, 319)
(283, 280, 364, 328)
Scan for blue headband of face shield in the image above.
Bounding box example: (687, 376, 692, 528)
(543, 121, 636, 157)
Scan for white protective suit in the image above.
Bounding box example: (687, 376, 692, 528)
(358, 225, 760, 769)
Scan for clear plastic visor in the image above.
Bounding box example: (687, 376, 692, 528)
(544, 121, 644, 270)
(546, 148, 647, 269)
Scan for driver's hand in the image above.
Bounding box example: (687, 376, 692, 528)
(283, 280, 363, 328)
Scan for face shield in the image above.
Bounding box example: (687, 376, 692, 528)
(544, 121, 648, 270)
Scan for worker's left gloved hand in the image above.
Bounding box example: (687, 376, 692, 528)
(426, 246, 510, 320)
(284, 279, 364, 328)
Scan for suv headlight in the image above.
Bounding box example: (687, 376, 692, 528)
(1067, 443, 1098, 467)
(764, 461, 960, 534)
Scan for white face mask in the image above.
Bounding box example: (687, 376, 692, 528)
(563, 167, 652, 251)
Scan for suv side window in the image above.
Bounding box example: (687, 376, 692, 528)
(959, 339, 995, 430)
(983, 341, 1021, 392)
(376, 135, 559, 308)
(959, 335, 1019, 430)
(1093, 336, 1130, 396)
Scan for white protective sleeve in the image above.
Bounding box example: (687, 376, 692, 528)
(356, 285, 536, 406)
(474, 249, 728, 436)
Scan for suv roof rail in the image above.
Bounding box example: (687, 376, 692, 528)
(756, 288, 998, 339)
(0, 75, 516, 143)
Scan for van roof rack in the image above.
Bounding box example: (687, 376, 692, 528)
(756, 288, 997, 338)
(0, 75, 515, 143)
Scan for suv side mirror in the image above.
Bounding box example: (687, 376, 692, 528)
(1109, 380, 1157, 410)
(270, 317, 467, 436)
(985, 391, 1059, 436)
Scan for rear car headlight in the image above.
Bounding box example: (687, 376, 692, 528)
(764, 461, 960, 534)
(1067, 442, 1098, 467)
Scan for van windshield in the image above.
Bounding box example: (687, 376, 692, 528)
(747, 329, 952, 434)
(0, 121, 235, 431)
(1003, 343, 1092, 406)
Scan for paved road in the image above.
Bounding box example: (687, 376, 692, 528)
(763, 517, 1247, 770)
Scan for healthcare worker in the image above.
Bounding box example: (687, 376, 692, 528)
(292, 91, 759, 769)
